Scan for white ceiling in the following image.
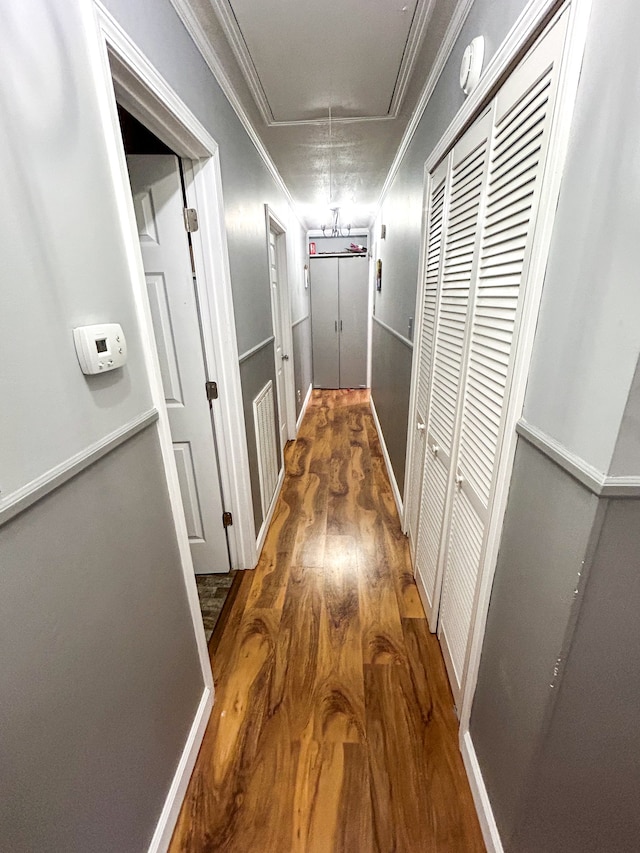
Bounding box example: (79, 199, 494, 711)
(173, 0, 463, 228)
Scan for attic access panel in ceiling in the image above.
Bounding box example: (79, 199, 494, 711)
(220, 0, 423, 123)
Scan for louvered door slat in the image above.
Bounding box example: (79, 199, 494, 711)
(438, 10, 567, 702)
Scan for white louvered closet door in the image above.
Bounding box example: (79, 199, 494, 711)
(414, 112, 492, 625)
(437, 11, 569, 701)
(407, 158, 448, 558)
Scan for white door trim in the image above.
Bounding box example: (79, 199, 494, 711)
(265, 205, 297, 440)
(402, 160, 432, 545)
(93, 0, 256, 574)
(86, 3, 261, 846)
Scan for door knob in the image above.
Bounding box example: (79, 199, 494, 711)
(281, 354, 289, 360)
(430, 443, 439, 456)
(455, 472, 464, 487)
(417, 422, 426, 432)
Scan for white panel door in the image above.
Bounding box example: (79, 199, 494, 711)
(437, 12, 568, 700)
(127, 154, 229, 574)
(269, 228, 288, 458)
(415, 111, 492, 626)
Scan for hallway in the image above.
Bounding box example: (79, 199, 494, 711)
(170, 390, 485, 852)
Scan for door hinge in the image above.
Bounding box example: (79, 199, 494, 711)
(183, 207, 199, 232)
(205, 380, 218, 401)
(222, 511, 233, 528)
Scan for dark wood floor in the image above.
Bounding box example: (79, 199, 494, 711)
(170, 389, 485, 852)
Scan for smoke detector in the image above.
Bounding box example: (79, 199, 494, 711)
(460, 36, 485, 96)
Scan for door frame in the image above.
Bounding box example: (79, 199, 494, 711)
(264, 205, 297, 441)
(93, 1, 256, 572)
(89, 5, 257, 846)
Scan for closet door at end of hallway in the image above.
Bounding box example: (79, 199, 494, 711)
(437, 11, 569, 701)
(310, 257, 339, 388)
(409, 158, 448, 571)
(338, 255, 368, 388)
(415, 111, 492, 626)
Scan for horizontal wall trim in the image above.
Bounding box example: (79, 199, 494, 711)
(372, 314, 414, 349)
(238, 335, 275, 364)
(0, 408, 159, 526)
(291, 314, 310, 329)
(516, 419, 640, 498)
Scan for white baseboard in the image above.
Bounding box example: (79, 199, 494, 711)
(460, 729, 504, 853)
(369, 394, 403, 520)
(148, 685, 213, 853)
(296, 382, 313, 432)
(255, 464, 286, 558)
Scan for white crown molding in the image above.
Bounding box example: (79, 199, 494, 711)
(167, 0, 301, 219)
(206, 0, 440, 127)
(389, 0, 439, 116)
(208, 0, 274, 124)
(376, 0, 475, 209)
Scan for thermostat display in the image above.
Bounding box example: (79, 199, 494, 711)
(73, 323, 127, 375)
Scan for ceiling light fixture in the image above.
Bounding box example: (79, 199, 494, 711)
(322, 106, 351, 237)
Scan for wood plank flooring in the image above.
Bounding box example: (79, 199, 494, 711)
(170, 389, 485, 852)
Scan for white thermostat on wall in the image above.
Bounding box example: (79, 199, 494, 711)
(73, 323, 127, 375)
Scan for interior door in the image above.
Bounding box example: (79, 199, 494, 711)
(310, 257, 340, 388)
(127, 154, 229, 574)
(415, 111, 493, 628)
(338, 255, 368, 388)
(436, 12, 568, 701)
(269, 228, 288, 457)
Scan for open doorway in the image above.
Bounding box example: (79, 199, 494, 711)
(117, 106, 237, 639)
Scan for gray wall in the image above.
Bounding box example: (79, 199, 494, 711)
(293, 316, 313, 419)
(103, 0, 309, 539)
(370, 0, 530, 493)
(0, 1, 203, 847)
(523, 0, 640, 474)
(240, 342, 281, 530)
(0, 431, 203, 853)
(512, 497, 640, 853)
(371, 320, 413, 492)
(470, 439, 600, 842)
(470, 0, 640, 850)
